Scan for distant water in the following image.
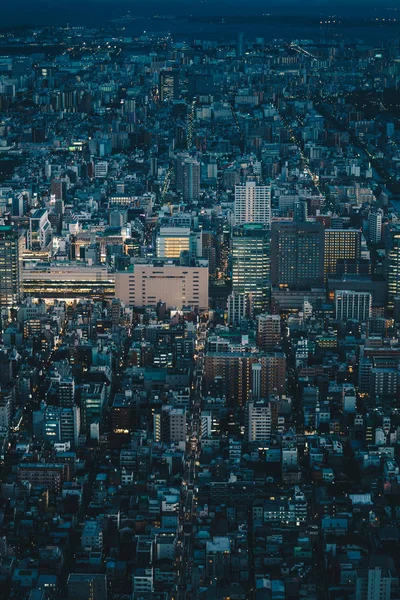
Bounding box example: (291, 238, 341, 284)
(1, 0, 400, 45)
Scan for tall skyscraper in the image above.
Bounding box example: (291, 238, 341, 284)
(324, 229, 361, 277)
(159, 70, 179, 103)
(0, 225, 23, 309)
(232, 223, 271, 314)
(237, 32, 245, 57)
(271, 221, 324, 288)
(386, 224, 400, 307)
(368, 209, 383, 244)
(245, 398, 272, 443)
(335, 290, 372, 322)
(234, 181, 271, 227)
(176, 155, 200, 202)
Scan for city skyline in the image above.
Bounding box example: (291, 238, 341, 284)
(0, 4, 400, 600)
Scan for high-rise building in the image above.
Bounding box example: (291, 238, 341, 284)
(355, 567, 391, 600)
(202, 231, 217, 276)
(368, 209, 383, 244)
(271, 221, 324, 288)
(153, 405, 186, 444)
(386, 224, 400, 307)
(237, 32, 245, 57)
(257, 313, 281, 351)
(232, 223, 271, 314)
(227, 292, 248, 326)
(204, 351, 286, 407)
(156, 227, 201, 260)
(293, 199, 308, 222)
(159, 70, 179, 102)
(0, 225, 23, 309)
(35, 404, 81, 448)
(27, 208, 52, 251)
(176, 155, 200, 202)
(81, 383, 106, 433)
(335, 290, 372, 322)
(234, 181, 271, 227)
(324, 229, 361, 277)
(51, 177, 67, 201)
(245, 398, 272, 443)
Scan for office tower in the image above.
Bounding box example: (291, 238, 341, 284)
(159, 70, 179, 102)
(257, 313, 281, 351)
(271, 221, 324, 288)
(58, 373, 76, 407)
(202, 231, 217, 275)
(175, 155, 200, 202)
(60, 406, 80, 448)
(94, 161, 108, 178)
(12, 193, 28, 217)
(67, 574, 108, 600)
(149, 156, 157, 177)
(237, 31, 245, 57)
(27, 208, 52, 251)
(232, 223, 270, 314)
(81, 383, 106, 433)
(386, 224, 400, 307)
(234, 181, 271, 227)
(355, 567, 391, 600)
(51, 177, 67, 201)
(227, 292, 248, 326)
(36, 405, 80, 448)
(368, 209, 383, 244)
(293, 199, 308, 222)
(0, 225, 23, 309)
(324, 229, 361, 277)
(335, 290, 372, 322)
(156, 227, 201, 260)
(245, 398, 272, 443)
(153, 405, 186, 443)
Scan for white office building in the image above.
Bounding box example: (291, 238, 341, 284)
(234, 181, 271, 227)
